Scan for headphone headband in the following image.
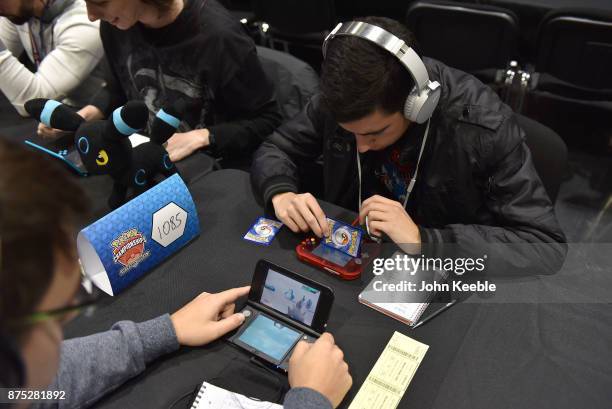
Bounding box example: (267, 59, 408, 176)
(323, 21, 431, 93)
(322, 21, 441, 124)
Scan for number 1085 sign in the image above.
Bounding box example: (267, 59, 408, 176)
(152, 202, 188, 247)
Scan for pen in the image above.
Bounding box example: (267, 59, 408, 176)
(412, 299, 457, 329)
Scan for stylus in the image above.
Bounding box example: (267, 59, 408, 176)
(411, 299, 457, 329)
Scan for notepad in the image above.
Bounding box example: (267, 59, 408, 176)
(358, 251, 449, 326)
(349, 332, 429, 409)
(190, 382, 282, 409)
(357, 299, 430, 326)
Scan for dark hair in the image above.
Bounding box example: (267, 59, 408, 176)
(321, 17, 419, 123)
(142, 0, 176, 13)
(0, 139, 90, 337)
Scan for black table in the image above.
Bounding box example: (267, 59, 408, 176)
(64, 169, 612, 409)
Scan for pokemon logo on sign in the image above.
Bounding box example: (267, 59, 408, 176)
(111, 229, 151, 276)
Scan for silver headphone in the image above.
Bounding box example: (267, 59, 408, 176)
(323, 21, 441, 124)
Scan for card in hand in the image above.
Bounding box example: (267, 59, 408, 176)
(324, 218, 362, 257)
(243, 217, 283, 246)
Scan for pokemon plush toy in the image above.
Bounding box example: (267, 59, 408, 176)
(25, 99, 181, 209)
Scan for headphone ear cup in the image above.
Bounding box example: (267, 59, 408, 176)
(0, 330, 25, 388)
(403, 88, 418, 121)
(404, 84, 441, 124)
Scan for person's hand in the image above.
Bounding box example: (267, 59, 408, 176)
(170, 286, 249, 347)
(37, 105, 103, 139)
(288, 333, 352, 408)
(271, 192, 328, 238)
(37, 123, 72, 139)
(359, 195, 421, 248)
(166, 129, 210, 162)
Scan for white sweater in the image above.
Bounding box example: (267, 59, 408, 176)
(0, 0, 104, 116)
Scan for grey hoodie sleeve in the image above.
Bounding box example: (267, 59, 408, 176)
(34, 314, 179, 409)
(34, 314, 333, 409)
(283, 387, 333, 409)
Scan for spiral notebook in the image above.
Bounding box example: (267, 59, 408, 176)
(358, 252, 449, 326)
(190, 382, 282, 409)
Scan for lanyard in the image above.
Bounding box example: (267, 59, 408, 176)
(28, 26, 43, 67)
(27, 1, 53, 68)
(357, 118, 431, 210)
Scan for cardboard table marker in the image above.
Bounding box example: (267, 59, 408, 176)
(77, 174, 200, 295)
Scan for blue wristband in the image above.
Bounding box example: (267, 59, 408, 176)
(113, 107, 142, 136)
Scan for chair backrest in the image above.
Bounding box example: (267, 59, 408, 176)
(219, 0, 251, 11)
(251, 0, 335, 34)
(256, 46, 320, 120)
(406, 1, 519, 74)
(335, 0, 414, 21)
(535, 8, 612, 94)
(516, 114, 567, 203)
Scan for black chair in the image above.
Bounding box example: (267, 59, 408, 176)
(524, 8, 612, 151)
(256, 46, 320, 120)
(256, 46, 323, 195)
(406, 0, 520, 84)
(250, 0, 336, 72)
(335, 0, 415, 20)
(516, 114, 567, 204)
(218, 0, 255, 22)
(535, 8, 612, 98)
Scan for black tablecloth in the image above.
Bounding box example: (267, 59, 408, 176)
(63, 169, 611, 409)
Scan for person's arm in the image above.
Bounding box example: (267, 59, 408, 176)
(38, 26, 123, 139)
(34, 287, 250, 409)
(35, 315, 179, 409)
(284, 333, 352, 409)
(420, 115, 568, 275)
(206, 47, 282, 155)
(0, 17, 103, 116)
(283, 388, 333, 409)
(251, 94, 330, 211)
(251, 94, 333, 237)
(165, 47, 282, 162)
(36, 287, 349, 409)
(0, 18, 24, 56)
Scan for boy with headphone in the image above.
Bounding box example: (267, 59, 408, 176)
(251, 17, 566, 273)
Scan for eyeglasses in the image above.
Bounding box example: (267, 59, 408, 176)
(11, 257, 106, 328)
(24, 278, 104, 326)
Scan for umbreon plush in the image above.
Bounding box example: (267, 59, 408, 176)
(25, 99, 181, 209)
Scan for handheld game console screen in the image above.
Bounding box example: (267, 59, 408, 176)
(237, 315, 302, 361)
(310, 243, 353, 267)
(260, 269, 322, 326)
(64, 149, 87, 172)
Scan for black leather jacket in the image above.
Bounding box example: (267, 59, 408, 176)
(252, 58, 567, 275)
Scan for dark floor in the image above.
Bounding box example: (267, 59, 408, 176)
(556, 152, 611, 242)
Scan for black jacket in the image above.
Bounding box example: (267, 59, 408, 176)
(252, 58, 567, 275)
